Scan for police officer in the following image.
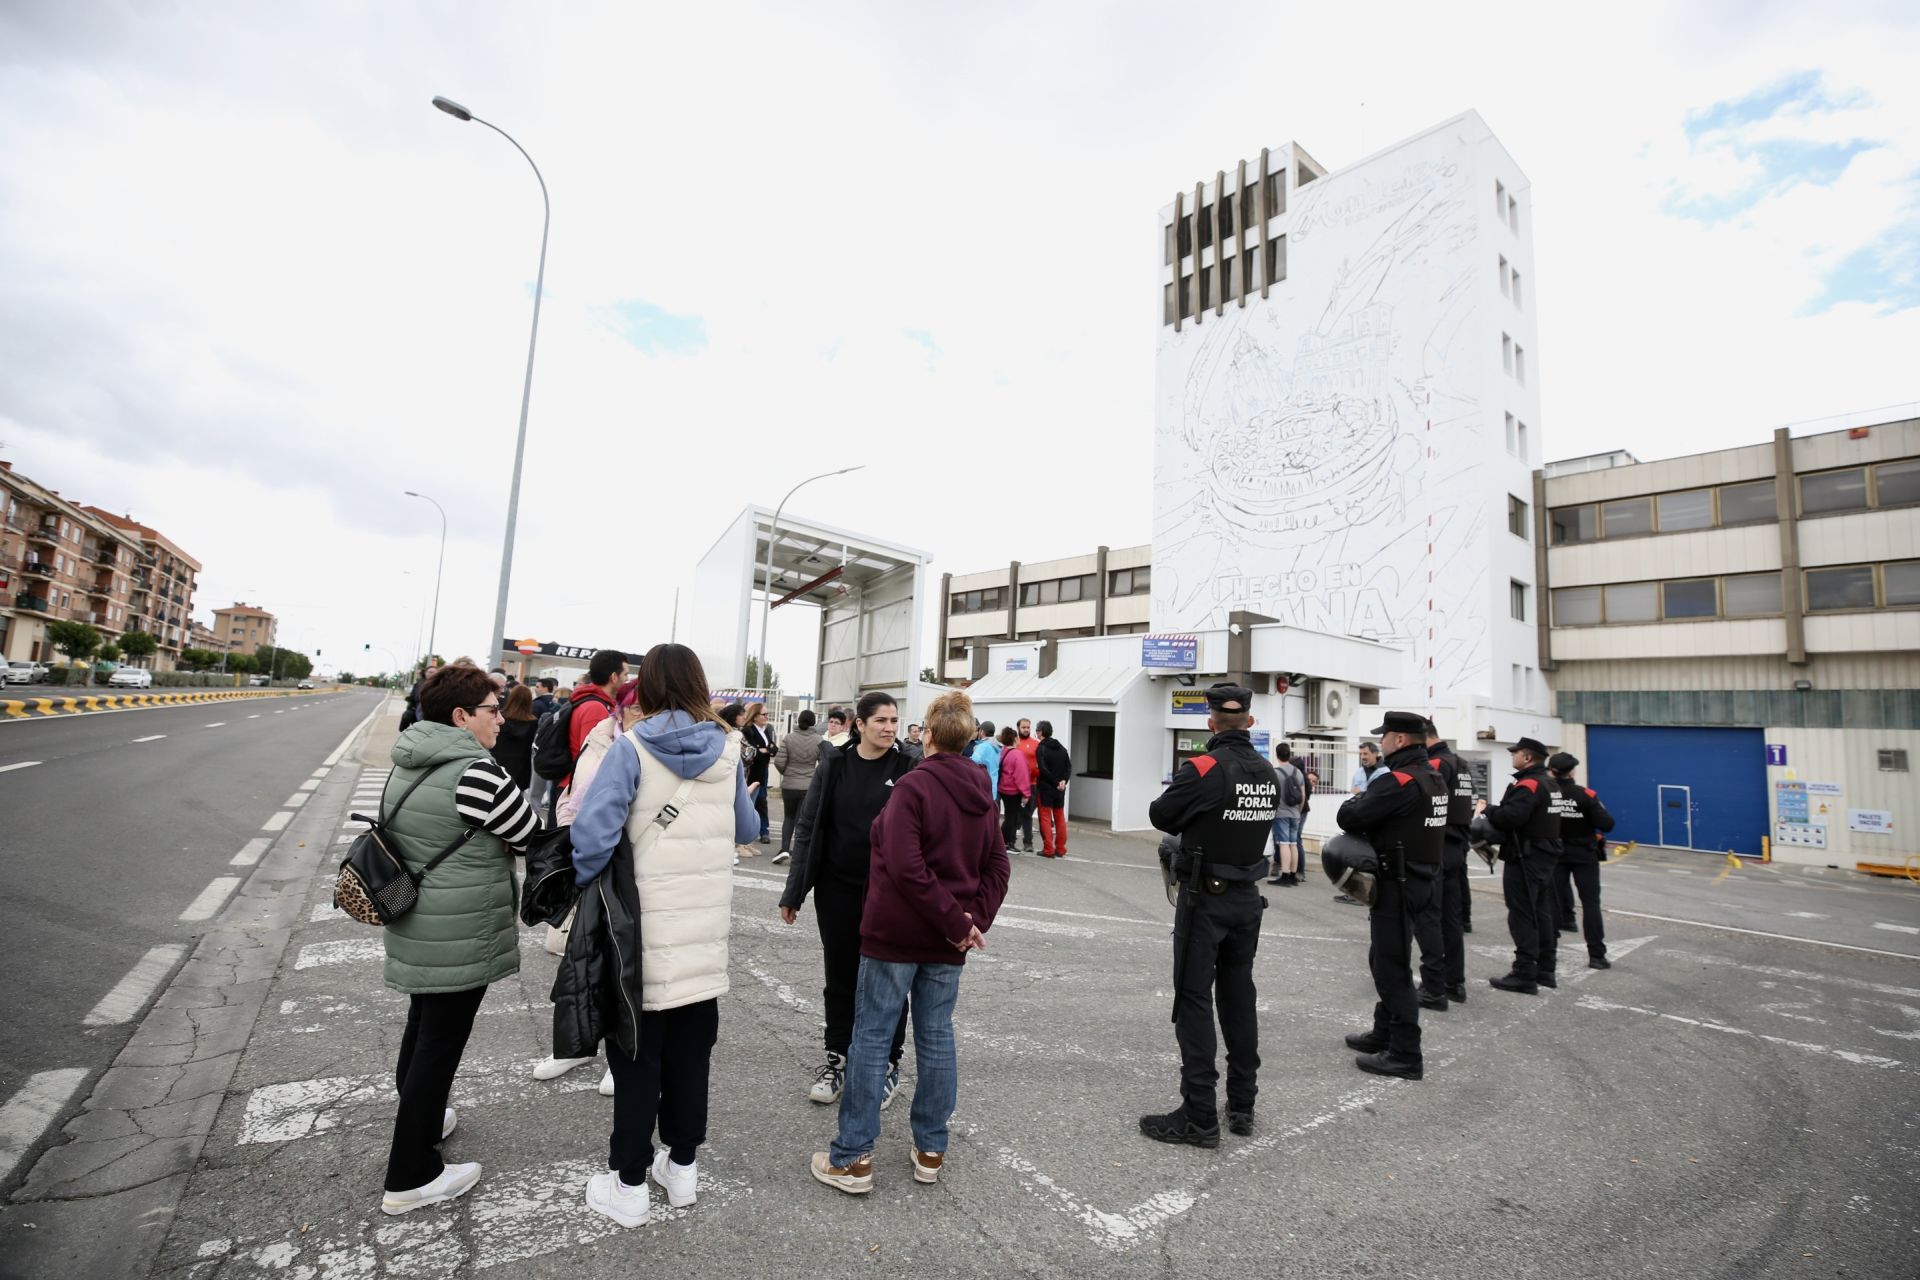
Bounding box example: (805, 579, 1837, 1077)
(1479, 736, 1562, 994)
(1423, 719, 1475, 1004)
(1335, 712, 1448, 1079)
(1547, 752, 1616, 970)
(1140, 683, 1278, 1146)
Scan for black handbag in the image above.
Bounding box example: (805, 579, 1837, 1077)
(333, 760, 475, 925)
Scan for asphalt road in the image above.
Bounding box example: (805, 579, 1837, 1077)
(0, 688, 387, 1182)
(70, 792, 1913, 1279)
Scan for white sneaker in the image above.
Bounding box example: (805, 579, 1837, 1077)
(650, 1149, 698, 1207)
(440, 1108, 457, 1141)
(598, 1067, 615, 1097)
(382, 1161, 481, 1215)
(532, 1055, 596, 1081)
(809, 1052, 845, 1104)
(584, 1170, 649, 1228)
(770, 850, 791, 865)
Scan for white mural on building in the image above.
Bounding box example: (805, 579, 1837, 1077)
(1153, 127, 1494, 702)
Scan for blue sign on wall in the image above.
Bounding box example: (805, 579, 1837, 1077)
(1141, 634, 1198, 670)
(1005, 658, 1029, 672)
(1765, 743, 1787, 766)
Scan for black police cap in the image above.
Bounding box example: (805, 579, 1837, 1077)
(1204, 682, 1253, 713)
(1370, 711, 1427, 736)
(1548, 752, 1579, 773)
(1513, 736, 1548, 759)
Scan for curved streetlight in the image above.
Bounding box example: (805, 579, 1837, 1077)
(403, 490, 446, 665)
(756, 466, 864, 694)
(430, 94, 548, 670)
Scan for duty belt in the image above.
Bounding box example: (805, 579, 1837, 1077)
(1171, 856, 1269, 890)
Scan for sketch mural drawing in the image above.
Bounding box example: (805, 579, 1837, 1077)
(1152, 113, 1536, 709)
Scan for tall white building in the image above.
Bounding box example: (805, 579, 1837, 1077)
(1152, 110, 1548, 724)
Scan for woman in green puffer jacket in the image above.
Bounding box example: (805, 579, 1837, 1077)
(377, 664, 539, 1217)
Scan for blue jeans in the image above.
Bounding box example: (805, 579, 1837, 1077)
(1271, 813, 1300, 845)
(831, 957, 962, 1164)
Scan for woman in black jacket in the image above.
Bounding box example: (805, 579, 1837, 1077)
(490, 684, 538, 792)
(743, 702, 776, 845)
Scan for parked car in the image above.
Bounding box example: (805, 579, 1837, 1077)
(296, 679, 315, 690)
(107, 668, 153, 688)
(4, 661, 50, 685)
(248, 675, 269, 687)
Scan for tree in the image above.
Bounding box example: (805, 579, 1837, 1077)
(98, 642, 121, 664)
(744, 656, 779, 691)
(919, 667, 946, 686)
(177, 647, 215, 672)
(46, 619, 101, 665)
(336, 671, 355, 684)
(227, 652, 259, 675)
(119, 631, 158, 667)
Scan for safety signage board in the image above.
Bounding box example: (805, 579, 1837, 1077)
(1765, 743, 1787, 766)
(1141, 634, 1198, 670)
(1848, 809, 1895, 835)
(1171, 689, 1209, 715)
(1775, 781, 1808, 822)
(1005, 658, 1029, 672)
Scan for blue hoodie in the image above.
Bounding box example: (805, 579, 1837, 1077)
(570, 710, 758, 886)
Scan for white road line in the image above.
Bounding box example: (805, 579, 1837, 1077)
(284, 792, 309, 809)
(0, 1068, 90, 1183)
(272, 710, 283, 715)
(297, 778, 320, 791)
(179, 877, 241, 922)
(248, 714, 260, 719)
(131, 734, 166, 743)
(1575, 994, 1905, 1070)
(1784, 911, 1829, 920)
(1875, 922, 1920, 935)
(230, 837, 273, 867)
(0, 761, 41, 773)
(262, 811, 293, 832)
(204, 722, 226, 728)
(1605, 908, 1920, 961)
(309, 768, 330, 780)
(82, 944, 189, 1026)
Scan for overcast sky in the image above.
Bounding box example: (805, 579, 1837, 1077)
(2, 1, 1915, 684)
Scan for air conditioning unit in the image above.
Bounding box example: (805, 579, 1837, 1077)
(1306, 680, 1351, 730)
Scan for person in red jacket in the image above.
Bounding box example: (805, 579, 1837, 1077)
(810, 691, 1010, 1196)
(1012, 718, 1042, 852)
(996, 724, 1033, 849)
(564, 649, 628, 790)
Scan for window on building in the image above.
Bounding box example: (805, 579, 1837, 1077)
(1164, 283, 1177, 326)
(1722, 571, 1782, 616)
(1553, 586, 1601, 625)
(1604, 582, 1658, 623)
(1265, 170, 1283, 217)
(1505, 412, 1518, 454)
(1805, 565, 1875, 611)
(1884, 560, 1920, 607)
(1876, 459, 1920, 507)
(1082, 724, 1115, 779)
(1508, 193, 1519, 232)
(1508, 494, 1529, 539)
(1511, 664, 1526, 705)
(1502, 333, 1513, 374)
(1108, 567, 1150, 596)
(1880, 749, 1910, 772)
(1516, 419, 1529, 462)
(1058, 575, 1085, 604)
(1513, 344, 1526, 385)
(1267, 234, 1286, 286)
(1657, 489, 1714, 532)
(1800, 468, 1868, 515)
(1551, 504, 1597, 544)
(1222, 256, 1238, 303)
(1198, 265, 1211, 311)
(1197, 203, 1212, 249)
(1510, 580, 1527, 621)
(1663, 578, 1718, 619)
(949, 588, 1004, 615)
(1499, 255, 1510, 296)
(1510, 267, 1523, 308)
(1241, 246, 1258, 293)
(1602, 496, 1654, 538)
(1495, 179, 1506, 218)
(1718, 480, 1776, 525)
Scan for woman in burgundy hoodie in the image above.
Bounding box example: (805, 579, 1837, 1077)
(810, 691, 1011, 1196)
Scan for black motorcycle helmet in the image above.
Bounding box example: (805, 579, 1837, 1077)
(1319, 833, 1381, 907)
(1468, 812, 1499, 868)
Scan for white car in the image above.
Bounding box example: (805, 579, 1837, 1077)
(107, 668, 154, 688)
(4, 661, 50, 685)
(297, 679, 315, 690)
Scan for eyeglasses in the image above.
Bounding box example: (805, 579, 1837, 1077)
(469, 702, 504, 718)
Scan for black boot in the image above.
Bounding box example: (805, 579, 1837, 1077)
(1226, 1107, 1254, 1136)
(1489, 971, 1538, 995)
(1446, 983, 1467, 1004)
(1418, 990, 1448, 1011)
(1138, 1107, 1220, 1148)
(1536, 971, 1559, 989)
(1355, 1050, 1423, 1079)
(1588, 954, 1612, 970)
(1344, 1031, 1388, 1053)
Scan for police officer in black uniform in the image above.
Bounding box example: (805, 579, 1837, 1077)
(1139, 683, 1278, 1146)
(1423, 719, 1475, 1004)
(1480, 736, 1562, 994)
(1547, 752, 1616, 970)
(1336, 712, 1448, 1079)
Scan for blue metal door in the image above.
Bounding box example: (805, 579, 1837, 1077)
(1585, 726, 1767, 856)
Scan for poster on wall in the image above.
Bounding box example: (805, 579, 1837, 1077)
(1848, 809, 1895, 835)
(1141, 634, 1198, 670)
(1774, 781, 1809, 823)
(1171, 690, 1209, 715)
(1250, 729, 1271, 757)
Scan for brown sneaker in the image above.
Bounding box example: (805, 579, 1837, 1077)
(911, 1148, 943, 1184)
(810, 1151, 873, 1195)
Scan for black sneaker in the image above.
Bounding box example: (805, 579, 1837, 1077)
(1418, 991, 1448, 1011)
(1332, 893, 1360, 905)
(1588, 955, 1612, 970)
(1536, 972, 1559, 989)
(1446, 984, 1467, 1004)
(1138, 1108, 1220, 1148)
(1344, 1031, 1388, 1053)
(1355, 1050, 1423, 1080)
(1489, 972, 1538, 995)
(1226, 1108, 1254, 1136)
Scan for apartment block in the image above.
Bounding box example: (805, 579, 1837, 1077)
(0, 462, 140, 664)
(213, 602, 277, 656)
(82, 508, 201, 670)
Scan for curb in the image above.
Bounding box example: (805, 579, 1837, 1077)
(1, 687, 343, 721)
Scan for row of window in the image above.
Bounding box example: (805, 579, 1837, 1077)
(1165, 238, 1288, 324)
(1494, 179, 1520, 233)
(1501, 333, 1527, 385)
(1022, 574, 1097, 606)
(1505, 413, 1531, 463)
(1163, 172, 1286, 265)
(1498, 255, 1523, 309)
(950, 567, 1152, 614)
(1551, 561, 1920, 626)
(1550, 457, 1919, 545)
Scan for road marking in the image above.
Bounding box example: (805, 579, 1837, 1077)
(0, 761, 41, 773)
(262, 810, 293, 832)
(82, 944, 189, 1026)
(1605, 908, 1920, 961)
(180, 876, 241, 922)
(284, 792, 309, 809)
(239, 1056, 600, 1144)
(1875, 922, 1920, 935)
(248, 714, 260, 719)
(273, 710, 283, 715)
(993, 914, 1101, 938)
(309, 768, 329, 779)
(131, 734, 165, 743)
(0, 1068, 90, 1183)
(230, 837, 273, 867)
(1785, 911, 1828, 919)
(297, 778, 320, 791)
(294, 938, 385, 970)
(204, 722, 225, 728)
(1575, 994, 1905, 1071)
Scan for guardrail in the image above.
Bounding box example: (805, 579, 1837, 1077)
(1, 687, 346, 720)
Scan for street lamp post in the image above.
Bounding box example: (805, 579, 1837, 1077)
(431, 95, 548, 671)
(756, 466, 864, 694)
(403, 490, 446, 664)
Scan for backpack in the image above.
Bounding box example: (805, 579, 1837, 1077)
(533, 692, 610, 782)
(1278, 762, 1305, 809)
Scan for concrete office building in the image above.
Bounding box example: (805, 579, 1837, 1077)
(1543, 413, 1920, 866)
(955, 112, 1560, 831)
